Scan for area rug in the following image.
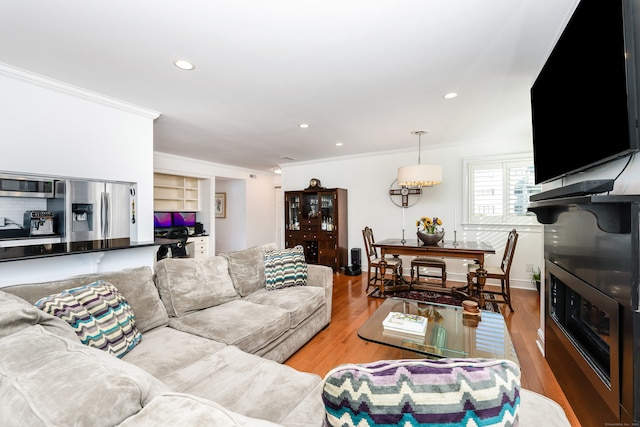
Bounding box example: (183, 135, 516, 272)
(368, 287, 500, 313)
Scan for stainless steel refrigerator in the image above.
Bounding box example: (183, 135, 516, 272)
(49, 179, 133, 242)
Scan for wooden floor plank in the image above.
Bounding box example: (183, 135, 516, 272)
(285, 273, 581, 426)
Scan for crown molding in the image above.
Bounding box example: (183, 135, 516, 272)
(0, 62, 160, 120)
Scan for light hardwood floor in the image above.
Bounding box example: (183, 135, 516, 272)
(285, 273, 581, 427)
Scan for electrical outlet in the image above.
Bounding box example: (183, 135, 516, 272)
(526, 263, 534, 273)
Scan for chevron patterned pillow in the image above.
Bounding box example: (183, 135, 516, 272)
(264, 245, 308, 290)
(35, 280, 142, 358)
(322, 358, 520, 427)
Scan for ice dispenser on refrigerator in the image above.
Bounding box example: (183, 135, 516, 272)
(48, 179, 133, 242)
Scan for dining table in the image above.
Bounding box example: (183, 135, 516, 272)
(372, 238, 496, 306)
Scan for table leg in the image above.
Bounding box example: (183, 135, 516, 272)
(452, 258, 487, 307)
(474, 265, 487, 308)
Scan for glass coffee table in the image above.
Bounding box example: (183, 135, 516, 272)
(358, 297, 519, 364)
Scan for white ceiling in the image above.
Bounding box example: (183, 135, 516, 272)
(0, 0, 577, 173)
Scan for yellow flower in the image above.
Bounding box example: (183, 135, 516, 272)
(417, 216, 443, 234)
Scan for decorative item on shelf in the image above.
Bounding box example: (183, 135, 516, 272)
(418, 306, 443, 324)
(305, 177, 324, 190)
(416, 216, 445, 246)
(462, 299, 481, 327)
(462, 300, 480, 314)
(430, 325, 448, 350)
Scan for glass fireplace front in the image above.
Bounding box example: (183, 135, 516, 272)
(547, 260, 620, 415)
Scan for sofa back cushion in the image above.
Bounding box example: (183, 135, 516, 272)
(322, 358, 521, 427)
(0, 290, 78, 341)
(155, 256, 240, 317)
(2, 266, 169, 334)
(0, 325, 168, 427)
(35, 280, 142, 358)
(221, 243, 278, 296)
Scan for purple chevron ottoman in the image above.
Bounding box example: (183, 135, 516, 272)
(322, 358, 520, 427)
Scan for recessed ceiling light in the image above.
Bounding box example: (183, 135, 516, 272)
(298, 123, 310, 128)
(174, 59, 195, 71)
(443, 92, 458, 99)
(272, 167, 282, 174)
(335, 142, 343, 147)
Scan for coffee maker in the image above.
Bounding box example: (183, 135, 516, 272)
(24, 210, 55, 236)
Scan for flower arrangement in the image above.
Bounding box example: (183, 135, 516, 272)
(416, 216, 443, 234)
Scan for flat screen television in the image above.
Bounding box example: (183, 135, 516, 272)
(153, 211, 172, 229)
(173, 212, 196, 227)
(531, 0, 639, 185)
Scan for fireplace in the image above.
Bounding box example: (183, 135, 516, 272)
(547, 261, 620, 416)
(529, 195, 639, 427)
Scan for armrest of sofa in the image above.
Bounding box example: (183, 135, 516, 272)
(306, 264, 333, 325)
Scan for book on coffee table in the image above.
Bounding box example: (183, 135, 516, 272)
(382, 311, 428, 335)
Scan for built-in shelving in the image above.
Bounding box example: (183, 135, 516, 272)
(153, 173, 199, 211)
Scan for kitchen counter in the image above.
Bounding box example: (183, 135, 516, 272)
(0, 238, 159, 262)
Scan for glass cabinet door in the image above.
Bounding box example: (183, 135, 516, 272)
(286, 193, 300, 230)
(302, 193, 319, 219)
(320, 192, 335, 231)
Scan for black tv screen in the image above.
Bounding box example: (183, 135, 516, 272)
(153, 212, 172, 228)
(531, 0, 639, 184)
(173, 212, 196, 227)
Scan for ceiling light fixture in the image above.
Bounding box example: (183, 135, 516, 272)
(335, 142, 343, 146)
(298, 123, 310, 128)
(397, 131, 442, 187)
(444, 92, 458, 99)
(173, 59, 195, 71)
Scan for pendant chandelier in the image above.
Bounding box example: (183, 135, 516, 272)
(397, 130, 442, 187)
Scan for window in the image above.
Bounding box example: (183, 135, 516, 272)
(465, 155, 541, 225)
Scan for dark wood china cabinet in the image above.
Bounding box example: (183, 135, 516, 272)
(284, 188, 348, 271)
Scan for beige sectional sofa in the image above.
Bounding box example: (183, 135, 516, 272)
(1, 243, 333, 426)
(0, 242, 572, 426)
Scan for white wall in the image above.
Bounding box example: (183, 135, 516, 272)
(280, 136, 543, 290)
(215, 178, 246, 253)
(0, 64, 159, 286)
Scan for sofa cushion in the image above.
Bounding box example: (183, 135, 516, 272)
(0, 325, 168, 427)
(118, 393, 283, 427)
(2, 266, 169, 334)
(79, 266, 169, 333)
(221, 243, 278, 296)
(158, 345, 323, 424)
(35, 280, 142, 358)
(264, 245, 308, 290)
(322, 358, 521, 427)
(0, 290, 79, 341)
(121, 326, 227, 380)
(245, 286, 325, 328)
(155, 256, 240, 317)
(167, 299, 290, 354)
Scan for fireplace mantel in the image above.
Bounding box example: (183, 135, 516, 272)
(528, 194, 640, 233)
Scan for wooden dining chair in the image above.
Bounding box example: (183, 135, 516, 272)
(362, 226, 403, 294)
(467, 229, 518, 311)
